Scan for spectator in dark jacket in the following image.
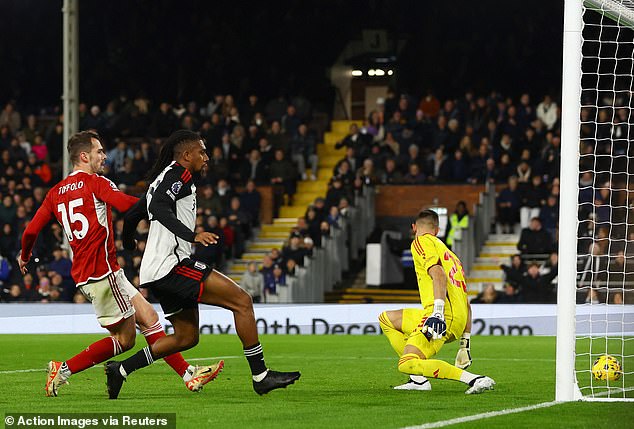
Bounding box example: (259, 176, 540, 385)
(450, 149, 469, 183)
(426, 148, 451, 182)
(239, 179, 262, 227)
(517, 217, 553, 256)
(240, 149, 269, 185)
(506, 262, 558, 303)
(539, 194, 559, 240)
(501, 254, 526, 285)
(325, 177, 348, 210)
(269, 149, 297, 216)
(496, 176, 521, 233)
(497, 283, 522, 303)
(282, 233, 308, 267)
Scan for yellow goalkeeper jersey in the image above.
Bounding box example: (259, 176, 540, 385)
(411, 233, 469, 328)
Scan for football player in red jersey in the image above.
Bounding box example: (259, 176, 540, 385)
(18, 131, 222, 397)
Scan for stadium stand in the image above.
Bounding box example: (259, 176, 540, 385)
(2, 88, 631, 304)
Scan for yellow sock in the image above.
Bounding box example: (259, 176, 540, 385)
(378, 312, 407, 356)
(398, 353, 464, 382)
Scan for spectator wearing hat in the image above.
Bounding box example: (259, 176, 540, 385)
(282, 233, 308, 267)
(325, 177, 348, 210)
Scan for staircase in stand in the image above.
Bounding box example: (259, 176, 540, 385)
(466, 233, 520, 294)
(224, 120, 362, 286)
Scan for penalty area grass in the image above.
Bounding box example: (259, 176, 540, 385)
(0, 334, 632, 428)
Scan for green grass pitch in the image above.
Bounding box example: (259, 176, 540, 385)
(0, 334, 632, 429)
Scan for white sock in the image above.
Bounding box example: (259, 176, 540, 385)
(460, 370, 478, 385)
(182, 365, 196, 382)
(252, 369, 268, 382)
(59, 362, 72, 379)
(410, 375, 428, 384)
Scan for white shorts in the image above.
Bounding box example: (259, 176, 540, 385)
(80, 270, 139, 328)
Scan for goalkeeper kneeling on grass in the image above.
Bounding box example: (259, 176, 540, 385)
(378, 209, 495, 394)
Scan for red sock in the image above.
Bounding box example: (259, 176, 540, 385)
(142, 322, 190, 377)
(66, 337, 122, 374)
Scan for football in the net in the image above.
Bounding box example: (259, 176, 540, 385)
(592, 355, 622, 381)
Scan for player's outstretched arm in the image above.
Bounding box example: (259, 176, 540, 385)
(19, 201, 54, 273)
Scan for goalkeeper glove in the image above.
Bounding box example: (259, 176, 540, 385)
(455, 333, 472, 369)
(422, 299, 447, 341)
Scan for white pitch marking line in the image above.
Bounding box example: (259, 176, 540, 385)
(400, 401, 560, 429)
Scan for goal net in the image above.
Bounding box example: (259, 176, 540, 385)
(557, 0, 634, 401)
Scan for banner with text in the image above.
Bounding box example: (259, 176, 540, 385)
(0, 303, 632, 336)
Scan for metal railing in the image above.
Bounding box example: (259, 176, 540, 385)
(452, 182, 497, 275)
(273, 186, 375, 303)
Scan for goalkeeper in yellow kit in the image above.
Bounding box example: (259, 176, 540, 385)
(378, 209, 495, 394)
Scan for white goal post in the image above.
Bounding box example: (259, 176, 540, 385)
(557, 0, 634, 402)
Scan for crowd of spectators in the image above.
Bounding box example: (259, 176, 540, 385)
(332, 90, 561, 188)
(2, 85, 632, 304)
(0, 93, 323, 303)
(327, 88, 631, 305)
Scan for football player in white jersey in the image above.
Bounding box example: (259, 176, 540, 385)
(106, 130, 300, 399)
